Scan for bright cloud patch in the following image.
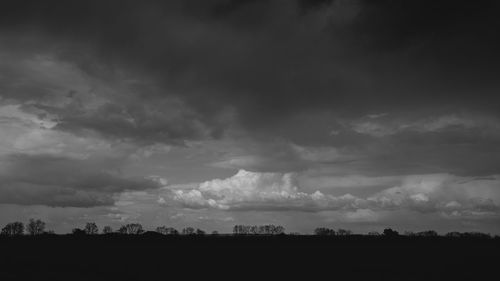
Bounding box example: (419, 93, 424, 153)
(368, 174, 500, 217)
(172, 170, 362, 211)
(171, 170, 500, 217)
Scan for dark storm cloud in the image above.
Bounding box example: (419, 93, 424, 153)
(323, 114, 500, 176)
(0, 153, 161, 207)
(1, 0, 499, 138)
(40, 98, 212, 145)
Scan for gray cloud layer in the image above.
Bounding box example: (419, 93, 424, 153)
(0, 154, 161, 207)
(1, 0, 499, 141)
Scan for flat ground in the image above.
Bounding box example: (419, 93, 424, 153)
(1, 235, 498, 281)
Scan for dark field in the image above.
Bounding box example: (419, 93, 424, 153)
(1, 235, 499, 281)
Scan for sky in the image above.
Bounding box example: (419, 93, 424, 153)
(0, 0, 499, 234)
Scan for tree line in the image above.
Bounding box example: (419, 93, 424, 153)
(1, 219, 51, 236)
(313, 227, 495, 238)
(232, 224, 285, 235)
(0, 219, 497, 239)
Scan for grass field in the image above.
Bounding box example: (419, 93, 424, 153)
(1, 235, 498, 281)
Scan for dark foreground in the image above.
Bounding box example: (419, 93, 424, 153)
(1, 235, 499, 281)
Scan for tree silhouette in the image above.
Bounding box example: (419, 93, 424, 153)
(169, 228, 180, 235)
(1, 222, 24, 236)
(233, 225, 246, 235)
(156, 226, 179, 235)
(84, 222, 99, 235)
(337, 228, 352, 236)
(416, 230, 438, 237)
(118, 223, 144, 235)
(1, 221, 477, 238)
(445, 231, 462, 238)
(273, 225, 285, 235)
(461, 232, 491, 239)
(383, 228, 399, 237)
(118, 226, 126, 234)
(72, 228, 86, 235)
(232, 224, 285, 235)
(26, 219, 46, 235)
(182, 227, 195, 235)
(250, 225, 258, 235)
(102, 226, 113, 234)
(314, 227, 336, 235)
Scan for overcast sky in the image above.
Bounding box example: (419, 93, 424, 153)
(1, 0, 499, 234)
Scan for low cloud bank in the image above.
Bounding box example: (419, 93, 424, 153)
(171, 170, 500, 217)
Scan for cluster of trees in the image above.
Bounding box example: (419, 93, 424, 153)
(314, 227, 352, 236)
(1, 219, 50, 236)
(232, 225, 285, 235)
(444, 232, 493, 238)
(72, 223, 97, 235)
(72, 223, 208, 236)
(1, 220, 498, 238)
(314, 228, 429, 237)
(118, 223, 144, 235)
(1, 222, 24, 236)
(379, 229, 494, 238)
(313, 227, 499, 238)
(180, 227, 207, 235)
(155, 226, 179, 235)
(404, 230, 438, 237)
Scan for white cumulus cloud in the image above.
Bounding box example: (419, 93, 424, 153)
(170, 170, 500, 218)
(172, 170, 363, 211)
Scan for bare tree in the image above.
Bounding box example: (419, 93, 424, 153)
(182, 227, 195, 235)
(118, 223, 144, 235)
(272, 225, 285, 235)
(26, 219, 46, 235)
(243, 225, 251, 234)
(195, 228, 206, 235)
(383, 228, 399, 237)
(167, 227, 179, 235)
(156, 226, 167, 234)
(1, 222, 24, 236)
(102, 226, 113, 234)
(250, 225, 259, 235)
(118, 226, 127, 234)
(156, 226, 179, 235)
(84, 222, 99, 235)
(461, 232, 491, 238)
(445, 232, 462, 238)
(233, 224, 285, 235)
(314, 227, 336, 236)
(337, 229, 352, 236)
(233, 225, 244, 235)
(416, 230, 438, 237)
